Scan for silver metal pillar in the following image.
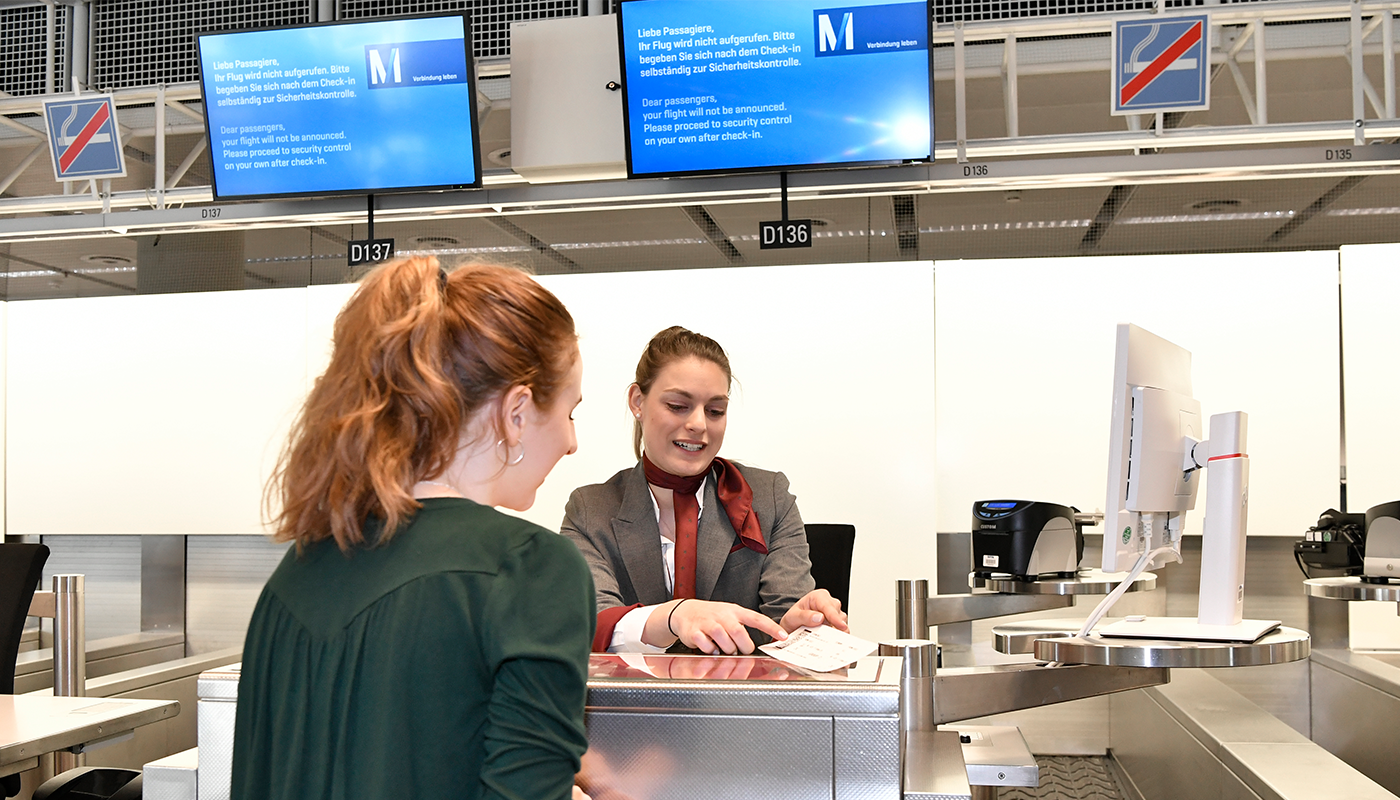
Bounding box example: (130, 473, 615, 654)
(52, 574, 87, 773)
(879, 639, 938, 732)
(897, 579, 930, 639)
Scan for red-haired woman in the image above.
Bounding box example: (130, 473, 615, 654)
(232, 258, 594, 800)
(562, 326, 847, 656)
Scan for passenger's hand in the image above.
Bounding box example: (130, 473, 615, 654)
(780, 589, 849, 633)
(648, 599, 787, 654)
(572, 786, 591, 800)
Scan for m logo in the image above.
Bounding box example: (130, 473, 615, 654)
(364, 39, 469, 91)
(368, 47, 401, 85)
(813, 3, 926, 58)
(817, 12, 854, 52)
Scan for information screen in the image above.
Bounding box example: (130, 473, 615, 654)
(618, 0, 932, 178)
(197, 14, 482, 200)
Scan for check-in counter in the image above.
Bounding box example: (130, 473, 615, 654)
(579, 654, 969, 800)
(189, 656, 971, 800)
(185, 652, 1170, 800)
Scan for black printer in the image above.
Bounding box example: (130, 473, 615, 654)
(971, 500, 1084, 581)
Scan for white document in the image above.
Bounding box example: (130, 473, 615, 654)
(759, 625, 877, 672)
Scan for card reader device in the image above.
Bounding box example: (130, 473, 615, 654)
(972, 500, 1084, 582)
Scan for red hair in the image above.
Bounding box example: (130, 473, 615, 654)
(267, 257, 577, 552)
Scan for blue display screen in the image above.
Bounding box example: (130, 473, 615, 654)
(197, 14, 481, 199)
(617, 0, 932, 178)
(984, 502, 1018, 509)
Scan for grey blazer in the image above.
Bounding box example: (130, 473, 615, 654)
(560, 461, 815, 629)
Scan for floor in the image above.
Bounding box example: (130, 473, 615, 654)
(1000, 756, 1133, 800)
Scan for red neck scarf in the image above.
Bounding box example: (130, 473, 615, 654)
(642, 454, 768, 599)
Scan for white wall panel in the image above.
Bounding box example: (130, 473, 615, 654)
(1339, 243, 1400, 510)
(934, 252, 1339, 542)
(1339, 243, 1400, 649)
(7, 289, 309, 535)
(3, 263, 934, 640)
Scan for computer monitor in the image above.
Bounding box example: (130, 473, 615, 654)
(615, 0, 934, 179)
(196, 12, 483, 200)
(1095, 323, 1279, 642)
(1102, 323, 1202, 574)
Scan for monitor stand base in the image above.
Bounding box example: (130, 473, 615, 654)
(1098, 616, 1280, 643)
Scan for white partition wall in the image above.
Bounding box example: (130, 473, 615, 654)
(7, 288, 310, 535)
(934, 252, 1340, 542)
(1338, 243, 1400, 648)
(4, 263, 934, 640)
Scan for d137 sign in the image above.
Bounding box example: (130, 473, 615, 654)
(348, 238, 395, 266)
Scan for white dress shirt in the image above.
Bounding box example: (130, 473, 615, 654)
(608, 478, 708, 652)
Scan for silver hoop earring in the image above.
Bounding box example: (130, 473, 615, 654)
(496, 438, 525, 466)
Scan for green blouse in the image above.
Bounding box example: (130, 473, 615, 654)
(231, 498, 596, 800)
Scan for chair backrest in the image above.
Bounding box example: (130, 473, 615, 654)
(1, 542, 48, 798)
(1, 542, 50, 694)
(804, 524, 855, 613)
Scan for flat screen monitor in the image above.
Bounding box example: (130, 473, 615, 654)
(197, 13, 483, 200)
(1102, 323, 1202, 573)
(616, 0, 933, 178)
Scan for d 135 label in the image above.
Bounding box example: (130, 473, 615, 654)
(348, 238, 395, 267)
(759, 220, 813, 249)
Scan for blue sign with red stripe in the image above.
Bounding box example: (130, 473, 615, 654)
(42, 95, 127, 181)
(1112, 15, 1210, 115)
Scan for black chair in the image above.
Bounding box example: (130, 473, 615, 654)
(2, 542, 50, 799)
(804, 524, 856, 612)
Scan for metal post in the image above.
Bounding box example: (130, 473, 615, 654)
(155, 84, 166, 209)
(954, 22, 968, 163)
(1307, 593, 1350, 650)
(1253, 20, 1268, 125)
(1352, 0, 1366, 144)
(72, 1, 89, 92)
(45, 0, 56, 94)
(878, 639, 937, 732)
(1384, 11, 1396, 118)
(897, 579, 930, 639)
(53, 574, 87, 773)
(1003, 34, 1018, 139)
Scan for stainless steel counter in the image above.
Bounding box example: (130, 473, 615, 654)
(582, 654, 920, 800)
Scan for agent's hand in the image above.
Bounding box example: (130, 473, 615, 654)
(572, 786, 592, 800)
(646, 599, 787, 654)
(780, 588, 849, 633)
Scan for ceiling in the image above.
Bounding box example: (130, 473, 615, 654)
(0, 12, 1398, 299)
